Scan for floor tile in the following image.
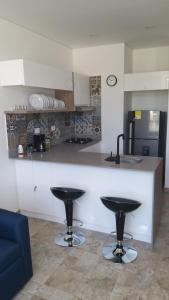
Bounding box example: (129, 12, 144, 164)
(15, 192, 169, 299)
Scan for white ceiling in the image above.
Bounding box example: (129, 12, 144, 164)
(0, 0, 169, 49)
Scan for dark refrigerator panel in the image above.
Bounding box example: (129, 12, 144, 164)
(126, 110, 167, 157)
(126, 110, 167, 185)
(134, 110, 160, 139)
(132, 139, 159, 156)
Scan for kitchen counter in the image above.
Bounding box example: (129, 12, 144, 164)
(13, 142, 163, 245)
(9, 143, 162, 173)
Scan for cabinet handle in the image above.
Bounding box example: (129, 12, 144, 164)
(34, 186, 37, 192)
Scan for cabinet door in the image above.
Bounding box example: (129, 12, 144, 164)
(74, 73, 90, 105)
(32, 162, 54, 216)
(15, 160, 35, 212)
(124, 71, 169, 91)
(0, 59, 73, 91)
(32, 162, 66, 221)
(24, 60, 73, 91)
(0, 60, 24, 86)
(15, 160, 53, 215)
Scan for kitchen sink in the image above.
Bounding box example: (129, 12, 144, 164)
(105, 154, 143, 164)
(120, 156, 143, 164)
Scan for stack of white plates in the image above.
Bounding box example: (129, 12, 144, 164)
(29, 94, 65, 110)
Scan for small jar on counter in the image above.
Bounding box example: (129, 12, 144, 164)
(17, 144, 24, 158)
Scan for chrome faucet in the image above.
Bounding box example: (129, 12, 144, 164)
(115, 134, 125, 164)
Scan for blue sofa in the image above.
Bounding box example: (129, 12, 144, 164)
(0, 209, 33, 300)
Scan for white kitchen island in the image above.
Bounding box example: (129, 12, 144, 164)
(13, 144, 163, 245)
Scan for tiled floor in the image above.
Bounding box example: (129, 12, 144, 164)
(14, 192, 169, 300)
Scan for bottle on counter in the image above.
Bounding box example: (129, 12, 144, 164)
(45, 137, 51, 151)
(33, 133, 46, 152)
(39, 142, 45, 152)
(26, 144, 33, 156)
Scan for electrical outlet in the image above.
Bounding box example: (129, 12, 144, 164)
(51, 125, 56, 131)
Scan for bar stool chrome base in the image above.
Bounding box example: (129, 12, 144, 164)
(55, 231, 85, 247)
(102, 242, 138, 263)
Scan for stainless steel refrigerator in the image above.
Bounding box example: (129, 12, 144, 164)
(125, 110, 167, 157)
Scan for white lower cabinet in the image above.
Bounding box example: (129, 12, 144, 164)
(15, 159, 158, 244)
(15, 160, 35, 212)
(15, 160, 53, 215)
(31, 162, 54, 216)
(15, 160, 65, 220)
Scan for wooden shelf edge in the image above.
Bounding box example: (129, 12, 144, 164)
(4, 108, 76, 114)
(4, 107, 95, 114)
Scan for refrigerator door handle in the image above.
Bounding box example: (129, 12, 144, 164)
(129, 122, 132, 139)
(128, 122, 133, 154)
(129, 138, 132, 155)
(129, 120, 135, 155)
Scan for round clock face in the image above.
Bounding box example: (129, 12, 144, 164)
(106, 74, 117, 86)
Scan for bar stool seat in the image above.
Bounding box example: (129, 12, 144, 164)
(51, 187, 84, 201)
(50, 187, 85, 247)
(101, 197, 141, 213)
(101, 196, 141, 263)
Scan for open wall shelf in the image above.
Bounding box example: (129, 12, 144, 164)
(4, 106, 95, 115)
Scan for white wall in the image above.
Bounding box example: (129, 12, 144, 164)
(0, 18, 73, 211)
(124, 45, 133, 73)
(0, 18, 72, 70)
(131, 91, 168, 112)
(73, 43, 125, 153)
(132, 46, 169, 73)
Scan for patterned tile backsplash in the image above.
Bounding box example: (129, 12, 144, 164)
(6, 76, 101, 151)
(75, 76, 101, 137)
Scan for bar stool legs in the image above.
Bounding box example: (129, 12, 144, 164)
(101, 197, 141, 263)
(102, 211, 137, 263)
(55, 199, 85, 247)
(50, 187, 86, 247)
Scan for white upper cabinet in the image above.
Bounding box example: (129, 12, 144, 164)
(0, 59, 73, 91)
(124, 71, 169, 91)
(73, 73, 90, 106)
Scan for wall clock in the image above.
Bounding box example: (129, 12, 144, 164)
(106, 74, 117, 86)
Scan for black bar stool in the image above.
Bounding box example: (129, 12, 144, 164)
(50, 187, 85, 247)
(100, 197, 141, 263)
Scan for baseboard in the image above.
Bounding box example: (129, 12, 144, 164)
(20, 210, 65, 224)
(20, 210, 151, 244)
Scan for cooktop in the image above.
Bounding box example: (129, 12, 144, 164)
(64, 137, 93, 145)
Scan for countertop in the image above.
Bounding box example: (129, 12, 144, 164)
(9, 142, 163, 173)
